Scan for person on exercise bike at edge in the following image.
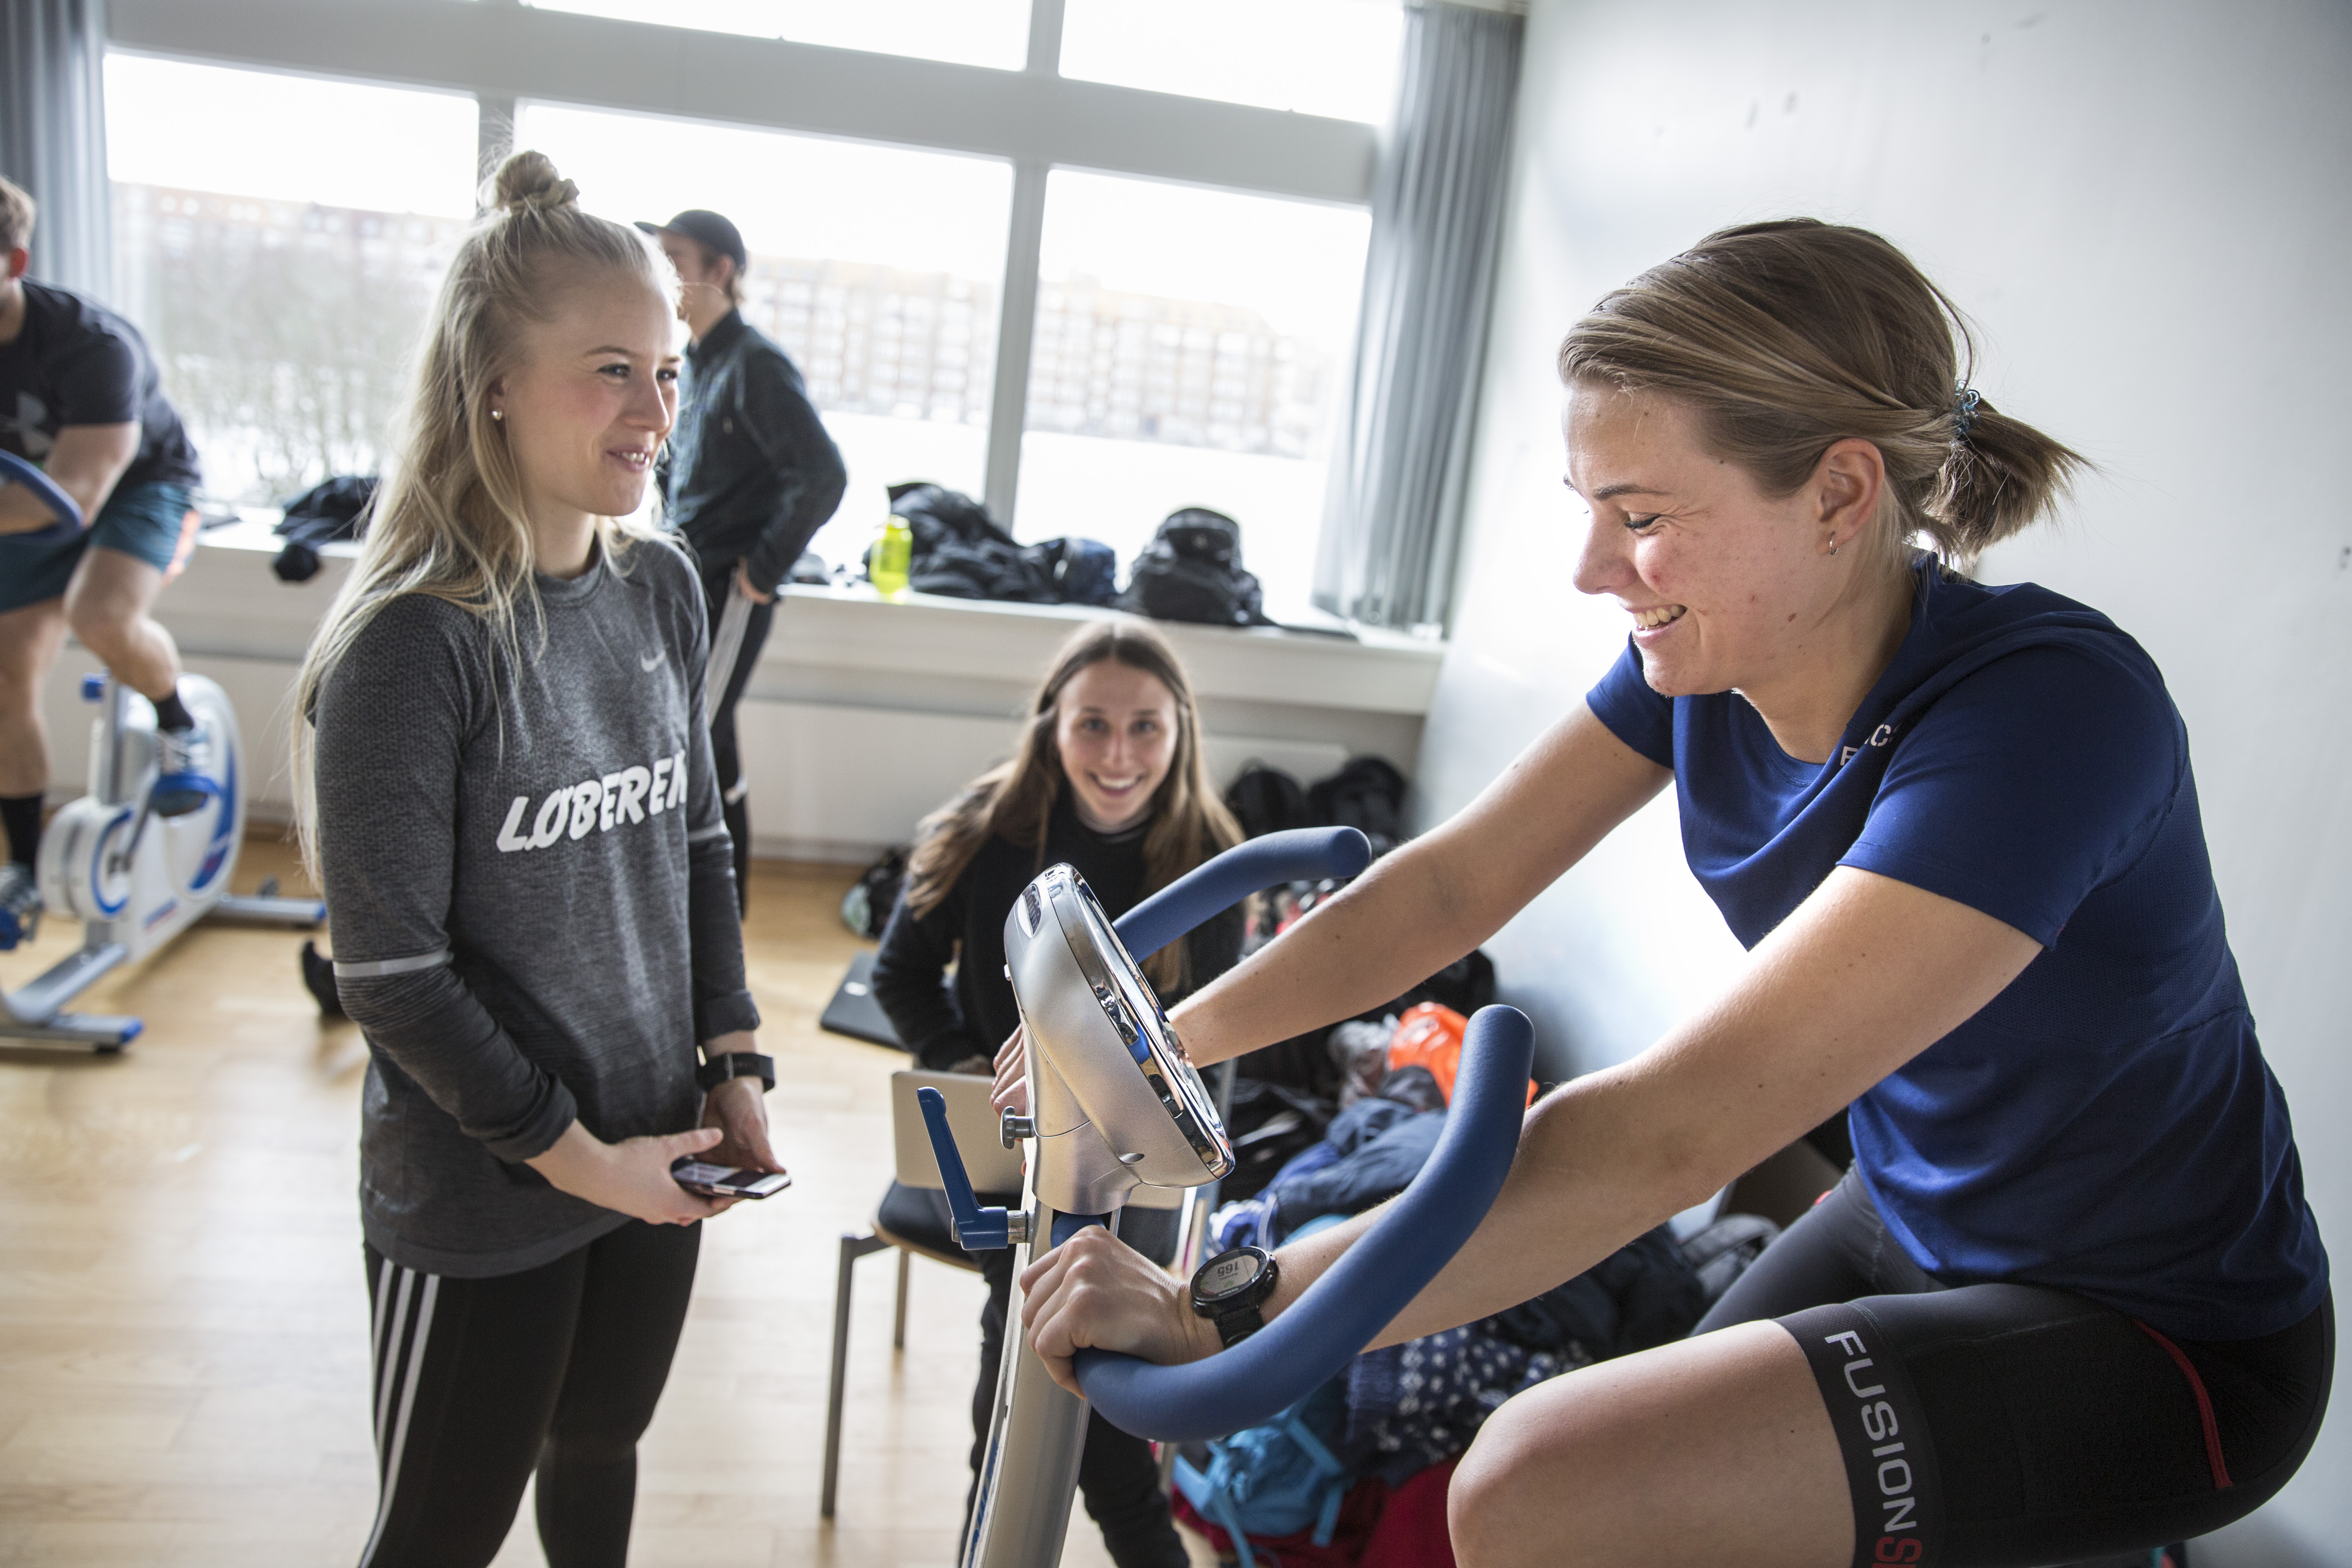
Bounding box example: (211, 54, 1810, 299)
(1002, 222, 2330, 1568)
(0, 174, 212, 951)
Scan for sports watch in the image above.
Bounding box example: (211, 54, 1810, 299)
(1190, 1245, 1280, 1348)
(696, 1051, 775, 1092)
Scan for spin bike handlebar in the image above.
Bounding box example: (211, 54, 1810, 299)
(1112, 826, 1371, 961)
(1077, 1003, 1534, 1443)
(0, 450, 88, 545)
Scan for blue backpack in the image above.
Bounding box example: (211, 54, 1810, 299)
(1173, 1374, 1352, 1568)
(1171, 1213, 1354, 1568)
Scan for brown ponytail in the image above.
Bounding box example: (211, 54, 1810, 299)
(1559, 219, 2087, 572)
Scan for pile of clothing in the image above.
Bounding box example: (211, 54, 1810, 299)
(883, 481, 1119, 606)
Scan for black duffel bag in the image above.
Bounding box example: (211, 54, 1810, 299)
(1118, 507, 1273, 628)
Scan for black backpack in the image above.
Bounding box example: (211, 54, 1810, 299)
(272, 474, 377, 582)
(1308, 755, 1410, 855)
(1223, 764, 1315, 840)
(1118, 508, 1273, 628)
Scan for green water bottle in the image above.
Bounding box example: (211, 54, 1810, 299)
(869, 514, 913, 601)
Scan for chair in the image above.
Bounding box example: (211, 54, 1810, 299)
(820, 1069, 1196, 1519)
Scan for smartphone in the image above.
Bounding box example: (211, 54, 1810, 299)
(671, 1157, 792, 1199)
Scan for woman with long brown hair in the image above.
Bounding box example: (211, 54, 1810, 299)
(872, 617, 1243, 1568)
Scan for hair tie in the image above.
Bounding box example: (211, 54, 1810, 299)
(1952, 386, 1983, 444)
(512, 178, 580, 213)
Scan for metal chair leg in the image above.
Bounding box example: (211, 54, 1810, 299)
(893, 1247, 911, 1351)
(822, 1230, 892, 1520)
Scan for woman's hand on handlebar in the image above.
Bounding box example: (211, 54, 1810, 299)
(1018, 1226, 1220, 1397)
(526, 1120, 732, 1226)
(990, 1026, 1028, 1115)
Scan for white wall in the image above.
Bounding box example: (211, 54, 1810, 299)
(1419, 0, 2351, 1558)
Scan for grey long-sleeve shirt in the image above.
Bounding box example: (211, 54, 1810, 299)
(315, 536, 759, 1277)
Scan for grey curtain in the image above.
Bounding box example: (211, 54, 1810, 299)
(2, 0, 113, 301)
(1314, 0, 1522, 632)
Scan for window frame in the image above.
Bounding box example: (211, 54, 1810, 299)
(103, 0, 1383, 537)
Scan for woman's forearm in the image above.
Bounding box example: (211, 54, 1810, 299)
(1170, 836, 1486, 1067)
(1170, 704, 1669, 1069)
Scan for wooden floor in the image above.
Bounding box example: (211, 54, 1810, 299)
(0, 841, 1218, 1567)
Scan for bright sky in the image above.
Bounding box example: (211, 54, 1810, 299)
(1039, 170, 1370, 346)
(525, 0, 1031, 71)
(515, 103, 1016, 280)
(105, 54, 479, 216)
(1061, 0, 1403, 123)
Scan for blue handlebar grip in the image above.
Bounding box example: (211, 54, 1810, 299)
(916, 1087, 1011, 1250)
(0, 450, 87, 545)
(1074, 1004, 1534, 1443)
(1113, 827, 1372, 963)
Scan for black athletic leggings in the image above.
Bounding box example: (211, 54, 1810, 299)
(1697, 1170, 2333, 1568)
(696, 554, 774, 915)
(359, 1221, 701, 1568)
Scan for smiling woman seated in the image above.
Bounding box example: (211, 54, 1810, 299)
(870, 619, 1245, 1568)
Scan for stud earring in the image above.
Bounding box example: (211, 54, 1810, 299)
(490, 408, 504, 422)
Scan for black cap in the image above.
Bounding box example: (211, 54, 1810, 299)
(635, 209, 746, 272)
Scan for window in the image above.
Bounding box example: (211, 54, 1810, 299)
(1016, 171, 1370, 618)
(105, 54, 478, 502)
(517, 103, 1014, 572)
(1060, 0, 1404, 124)
(522, 0, 1032, 72)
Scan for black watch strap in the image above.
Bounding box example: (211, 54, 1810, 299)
(1209, 1302, 1265, 1348)
(697, 1051, 774, 1092)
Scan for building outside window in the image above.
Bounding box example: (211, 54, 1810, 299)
(103, 53, 478, 504)
(96, 3, 1403, 609)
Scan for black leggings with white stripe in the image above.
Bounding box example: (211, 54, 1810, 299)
(360, 1221, 700, 1568)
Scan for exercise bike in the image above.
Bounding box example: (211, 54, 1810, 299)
(0, 451, 325, 1051)
(920, 825, 1535, 1568)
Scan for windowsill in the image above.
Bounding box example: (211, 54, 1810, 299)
(167, 523, 1444, 716)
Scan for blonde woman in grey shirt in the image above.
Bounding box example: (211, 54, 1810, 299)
(297, 153, 781, 1568)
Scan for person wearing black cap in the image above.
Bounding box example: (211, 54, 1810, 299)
(636, 208, 846, 914)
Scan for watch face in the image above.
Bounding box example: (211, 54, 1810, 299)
(1198, 1250, 1264, 1303)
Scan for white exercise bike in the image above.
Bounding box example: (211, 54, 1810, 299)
(1, 452, 324, 1051)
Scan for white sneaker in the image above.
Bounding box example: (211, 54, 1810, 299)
(152, 720, 219, 818)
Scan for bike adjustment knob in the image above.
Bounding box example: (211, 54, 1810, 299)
(1001, 1109, 1035, 1148)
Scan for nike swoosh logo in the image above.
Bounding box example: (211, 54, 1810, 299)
(639, 653, 663, 672)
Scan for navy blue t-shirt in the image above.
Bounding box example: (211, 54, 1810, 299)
(1586, 559, 2325, 1340)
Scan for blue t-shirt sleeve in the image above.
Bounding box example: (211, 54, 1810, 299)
(1584, 638, 1674, 769)
(1842, 643, 2182, 945)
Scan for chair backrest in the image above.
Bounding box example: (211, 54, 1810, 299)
(892, 1071, 1024, 1192)
(888, 1069, 1193, 1209)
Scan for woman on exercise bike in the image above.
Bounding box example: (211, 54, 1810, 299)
(873, 618, 1245, 1568)
(297, 152, 781, 1568)
(1011, 220, 2331, 1568)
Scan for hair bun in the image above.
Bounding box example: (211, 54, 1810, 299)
(492, 150, 579, 214)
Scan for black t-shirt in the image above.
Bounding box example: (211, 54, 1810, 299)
(871, 795, 1245, 1071)
(0, 280, 201, 492)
